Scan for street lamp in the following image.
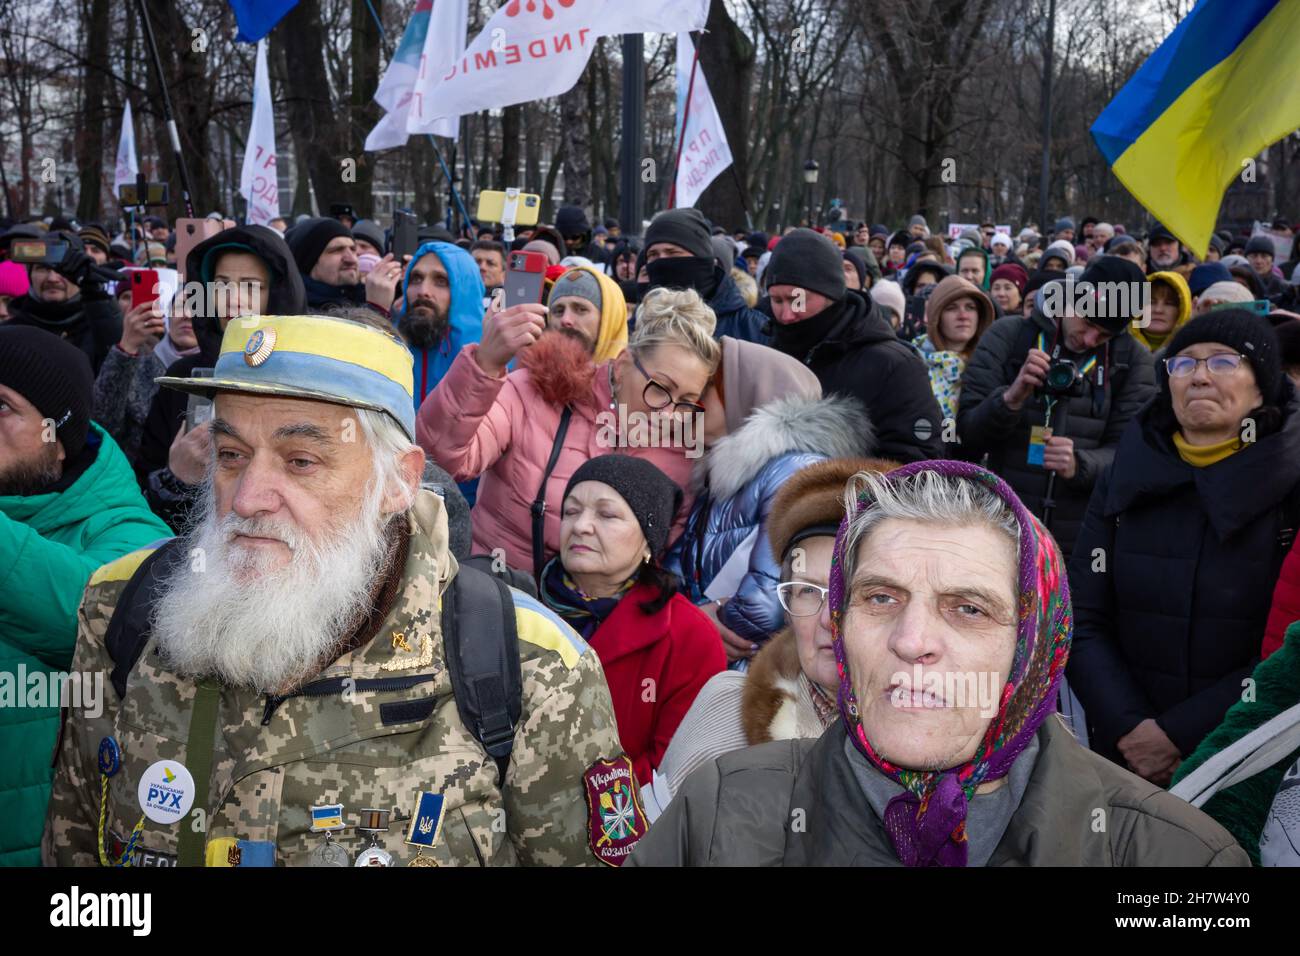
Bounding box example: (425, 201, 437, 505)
(803, 160, 819, 227)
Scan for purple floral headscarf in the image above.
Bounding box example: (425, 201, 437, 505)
(828, 460, 1072, 867)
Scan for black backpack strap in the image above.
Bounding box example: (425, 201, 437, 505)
(104, 538, 189, 699)
(441, 564, 522, 786)
(531, 404, 573, 582)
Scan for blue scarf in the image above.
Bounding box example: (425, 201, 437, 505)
(539, 558, 635, 640)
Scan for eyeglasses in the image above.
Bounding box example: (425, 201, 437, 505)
(1164, 353, 1247, 378)
(631, 352, 707, 416)
(776, 581, 830, 617)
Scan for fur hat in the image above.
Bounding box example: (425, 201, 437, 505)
(767, 457, 901, 565)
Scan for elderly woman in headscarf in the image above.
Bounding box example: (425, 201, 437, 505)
(628, 461, 1248, 866)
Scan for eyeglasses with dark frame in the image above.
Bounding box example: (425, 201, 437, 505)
(630, 352, 707, 416)
(1164, 352, 1247, 378)
(776, 581, 830, 617)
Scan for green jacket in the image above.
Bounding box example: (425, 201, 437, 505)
(629, 717, 1248, 866)
(1, 423, 170, 866)
(1171, 625, 1300, 865)
(43, 490, 633, 868)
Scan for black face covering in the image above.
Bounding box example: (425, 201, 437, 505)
(771, 298, 846, 358)
(646, 256, 719, 299)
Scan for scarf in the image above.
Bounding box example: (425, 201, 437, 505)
(302, 275, 365, 308)
(771, 298, 846, 361)
(828, 459, 1071, 867)
(540, 557, 636, 641)
(801, 672, 839, 729)
(153, 333, 201, 371)
(1172, 432, 1243, 468)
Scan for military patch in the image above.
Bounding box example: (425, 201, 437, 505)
(583, 756, 648, 867)
(109, 830, 176, 867)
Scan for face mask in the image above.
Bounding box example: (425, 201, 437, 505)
(646, 255, 717, 296)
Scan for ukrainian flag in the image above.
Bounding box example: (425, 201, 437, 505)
(1090, 0, 1300, 258)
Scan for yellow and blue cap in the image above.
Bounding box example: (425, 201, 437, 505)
(155, 314, 417, 440)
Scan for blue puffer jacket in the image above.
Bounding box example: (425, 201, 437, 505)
(667, 394, 873, 642)
(708, 268, 770, 345)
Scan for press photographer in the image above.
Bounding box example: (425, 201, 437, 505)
(956, 256, 1156, 555)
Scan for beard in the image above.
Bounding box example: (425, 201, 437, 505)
(400, 298, 451, 350)
(151, 478, 397, 694)
(0, 443, 61, 496)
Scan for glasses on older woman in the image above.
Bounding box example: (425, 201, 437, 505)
(1164, 353, 1246, 378)
(631, 352, 707, 416)
(776, 581, 830, 617)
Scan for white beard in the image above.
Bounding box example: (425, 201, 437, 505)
(151, 481, 397, 694)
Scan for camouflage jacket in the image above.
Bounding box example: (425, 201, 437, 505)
(42, 490, 631, 867)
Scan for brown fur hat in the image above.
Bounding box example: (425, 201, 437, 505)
(767, 456, 901, 565)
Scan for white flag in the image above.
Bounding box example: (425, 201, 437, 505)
(113, 101, 139, 200)
(673, 32, 733, 209)
(239, 39, 281, 226)
(404, 0, 708, 135)
(365, 0, 464, 151)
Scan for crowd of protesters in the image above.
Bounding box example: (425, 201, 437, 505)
(5, 197, 1300, 868)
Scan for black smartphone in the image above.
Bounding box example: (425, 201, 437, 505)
(392, 210, 419, 260)
(118, 181, 169, 207)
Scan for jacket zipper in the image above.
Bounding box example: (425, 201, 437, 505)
(260, 673, 438, 726)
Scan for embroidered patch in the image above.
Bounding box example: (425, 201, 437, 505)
(109, 830, 177, 867)
(583, 755, 648, 867)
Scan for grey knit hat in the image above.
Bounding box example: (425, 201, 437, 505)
(551, 267, 603, 312)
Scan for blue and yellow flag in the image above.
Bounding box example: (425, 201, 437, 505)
(1090, 0, 1300, 258)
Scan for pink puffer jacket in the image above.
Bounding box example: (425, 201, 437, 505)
(417, 343, 696, 574)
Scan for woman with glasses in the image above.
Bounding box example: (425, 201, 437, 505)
(665, 338, 872, 665)
(640, 458, 894, 822)
(418, 286, 720, 576)
(1068, 310, 1300, 786)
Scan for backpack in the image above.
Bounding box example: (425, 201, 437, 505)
(103, 538, 526, 784)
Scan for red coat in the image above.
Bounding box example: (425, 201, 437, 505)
(587, 584, 726, 785)
(1262, 538, 1300, 658)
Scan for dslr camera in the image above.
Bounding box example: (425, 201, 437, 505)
(1043, 357, 1085, 398)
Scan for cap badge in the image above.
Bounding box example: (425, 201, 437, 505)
(244, 327, 277, 367)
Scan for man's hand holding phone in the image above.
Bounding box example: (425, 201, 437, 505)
(474, 302, 547, 378)
(364, 253, 407, 312)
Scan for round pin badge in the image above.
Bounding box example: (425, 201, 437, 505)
(136, 760, 197, 825)
(97, 737, 122, 777)
(244, 327, 277, 367)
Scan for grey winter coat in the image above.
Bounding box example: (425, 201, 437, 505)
(627, 717, 1249, 866)
(91, 346, 167, 465)
(665, 395, 873, 642)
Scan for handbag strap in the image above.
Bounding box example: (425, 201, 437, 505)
(531, 405, 573, 581)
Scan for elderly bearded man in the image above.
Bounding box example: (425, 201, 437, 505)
(43, 313, 642, 868)
(628, 461, 1247, 867)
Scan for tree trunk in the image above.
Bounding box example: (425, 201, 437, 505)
(559, 70, 591, 211)
(76, 0, 111, 221)
(696, 0, 754, 230)
(350, 0, 382, 218)
(498, 105, 522, 189)
(277, 2, 351, 220)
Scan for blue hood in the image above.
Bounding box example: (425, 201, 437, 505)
(399, 240, 487, 406)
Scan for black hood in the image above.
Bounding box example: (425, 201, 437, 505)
(184, 224, 307, 359)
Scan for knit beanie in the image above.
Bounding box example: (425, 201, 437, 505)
(351, 219, 386, 254)
(1188, 262, 1233, 296)
(0, 324, 93, 462)
(1161, 308, 1283, 406)
(551, 267, 604, 313)
(907, 214, 928, 232)
(0, 259, 30, 298)
(1069, 255, 1147, 334)
(564, 454, 683, 559)
(78, 223, 111, 255)
(1245, 235, 1276, 258)
(286, 216, 352, 275)
(869, 280, 906, 327)
(842, 250, 867, 288)
(1042, 239, 1075, 268)
(991, 262, 1028, 295)
(763, 228, 846, 301)
(555, 205, 591, 239)
(643, 208, 713, 260)
(1053, 216, 1075, 234)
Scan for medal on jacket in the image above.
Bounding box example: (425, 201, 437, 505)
(404, 792, 445, 867)
(307, 804, 350, 867)
(354, 808, 393, 867)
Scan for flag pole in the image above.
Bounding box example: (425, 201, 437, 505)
(133, 0, 196, 217)
(667, 32, 702, 209)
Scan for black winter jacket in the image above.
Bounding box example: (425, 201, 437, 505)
(956, 307, 1155, 556)
(7, 291, 122, 374)
(1067, 393, 1300, 762)
(767, 289, 943, 463)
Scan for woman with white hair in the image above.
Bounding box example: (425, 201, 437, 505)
(628, 460, 1247, 866)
